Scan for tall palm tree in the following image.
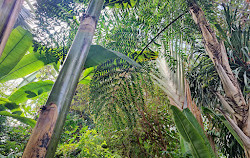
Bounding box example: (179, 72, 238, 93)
(187, 0, 250, 157)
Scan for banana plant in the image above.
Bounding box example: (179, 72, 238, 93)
(171, 106, 216, 158)
(0, 26, 140, 129)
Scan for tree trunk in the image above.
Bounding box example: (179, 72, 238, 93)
(22, 0, 104, 157)
(187, 1, 250, 157)
(0, 0, 23, 57)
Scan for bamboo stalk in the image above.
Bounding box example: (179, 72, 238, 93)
(0, 0, 24, 57)
(22, 0, 104, 157)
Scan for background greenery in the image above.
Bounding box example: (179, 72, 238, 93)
(0, 0, 249, 157)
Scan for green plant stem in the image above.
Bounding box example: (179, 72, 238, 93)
(22, 0, 104, 157)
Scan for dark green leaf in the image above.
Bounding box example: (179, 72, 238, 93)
(12, 110, 23, 115)
(25, 91, 37, 98)
(9, 80, 54, 104)
(4, 103, 19, 110)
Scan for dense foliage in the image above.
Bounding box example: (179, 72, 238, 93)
(0, 0, 249, 157)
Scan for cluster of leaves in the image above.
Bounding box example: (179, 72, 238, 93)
(0, 116, 31, 157)
(91, 80, 181, 157)
(89, 60, 146, 130)
(55, 112, 121, 157)
(215, 4, 249, 95)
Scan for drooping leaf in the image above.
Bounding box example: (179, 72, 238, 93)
(0, 111, 36, 127)
(9, 80, 54, 104)
(0, 26, 32, 78)
(85, 45, 141, 68)
(202, 107, 244, 148)
(171, 106, 211, 158)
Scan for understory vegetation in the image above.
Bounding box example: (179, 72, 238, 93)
(0, 0, 249, 157)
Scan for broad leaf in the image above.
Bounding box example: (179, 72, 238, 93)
(171, 106, 211, 158)
(0, 50, 46, 83)
(0, 26, 32, 78)
(79, 67, 95, 84)
(85, 45, 141, 68)
(0, 45, 140, 83)
(0, 98, 10, 104)
(0, 111, 36, 127)
(180, 136, 192, 157)
(9, 80, 54, 104)
(183, 108, 216, 158)
(78, 45, 142, 84)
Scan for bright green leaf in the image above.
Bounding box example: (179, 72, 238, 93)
(0, 51, 46, 83)
(171, 106, 211, 158)
(0, 26, 33, 79)
(9, 80, 54, 104)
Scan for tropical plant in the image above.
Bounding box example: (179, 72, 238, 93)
(0, 0, 249, 157)
(187, 0, 250, 157)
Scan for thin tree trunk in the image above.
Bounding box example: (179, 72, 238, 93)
(22, 0, 104, 157)
(0, 0, 23, 57)
(187, 1, 250, 157)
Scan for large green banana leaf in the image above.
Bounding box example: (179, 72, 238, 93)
(0, 26, 32, 79)
(180, 135, 192, 157)
(8, 80, 54, 104)
(85, 45, 141, 68)
(183, 109, 216, 158)
(0, 45, 141, 83)
(171, 106, 212, 158)
(0, 50, 47, 83)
